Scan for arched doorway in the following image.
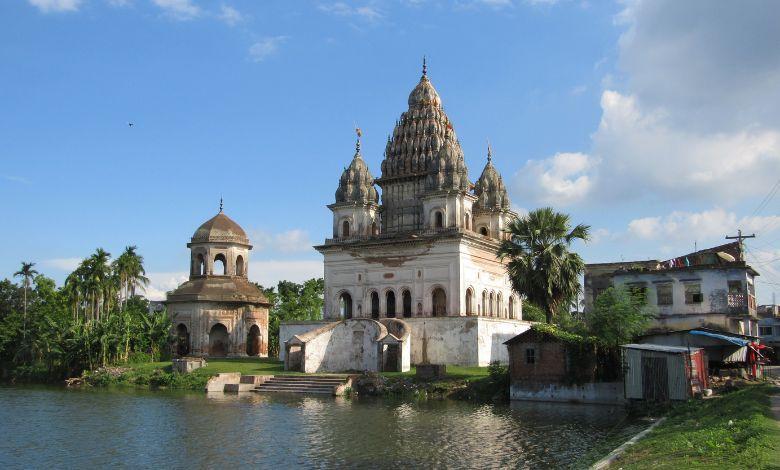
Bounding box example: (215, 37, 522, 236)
(466, 288, 473, 315)
(386, 291, 396, 318)
(209, 323, 229, 357)
(508, 296, 515, 319)
(339, 292, 353, 319)
(432, 288, 446, 316)
(246, 325, 261, 356)
(371, 291, 379, 319)
(342, 220, 351, 237)
(402, 290, 412, 317)
(482, 290, 488, 316)
(194, 254, 205, 276)
(175, 323, 190, 356)
(435, 211, 443, 228)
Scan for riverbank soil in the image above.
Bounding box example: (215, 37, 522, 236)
(608, 383, 780, 469)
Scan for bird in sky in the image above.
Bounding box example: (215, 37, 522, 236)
(128, 122, 134, 127)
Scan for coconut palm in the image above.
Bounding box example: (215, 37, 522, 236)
(14, 261, 38, 340)
(497, 207, 590, 323)
(113, 246, 149, 311)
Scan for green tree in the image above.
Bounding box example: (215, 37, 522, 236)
(586, 286, 656, 347)
(497, 207, 589, 323)
(13, 261, 38, 341)
(113, 246, 149, 311)
(259, 278, 324, 358)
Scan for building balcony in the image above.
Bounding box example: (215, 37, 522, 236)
(728, 293, 757, 317)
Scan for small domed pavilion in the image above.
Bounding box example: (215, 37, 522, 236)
(166, 205, 270, 358)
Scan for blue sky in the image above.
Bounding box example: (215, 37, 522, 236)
(2, 0, 779, 303)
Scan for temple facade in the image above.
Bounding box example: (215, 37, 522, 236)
(280, 64, 531, 367)
(166, 209, 270, 358)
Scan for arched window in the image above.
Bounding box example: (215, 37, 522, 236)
(213, 254, 227, 275)
(489, 292, 495, 316)
(371, 291, 379, 319)
(194, 254, 205, 276)
(508, 296, 515, 319)
(435, 211, 444, 228)
(342, 220, 351, 238)
(432, 288, 446, 316)
(479, 227, 489, 236)
(386, 291, 396, 318)
(339, 292, 353, 319)
(466, 288, 474, 315)
(235, 255, 244, 276)
(497, 292, 503, 318)
(402, 290, 412, 317)
(465, 214, 471, 230)
(482, 290, 487, 316)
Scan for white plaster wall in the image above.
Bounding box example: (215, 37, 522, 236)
(309, 321, 383, 373)
(279, 320, 334, 361)
(509, 382, 625, 405)
(478, 318, 531, 365)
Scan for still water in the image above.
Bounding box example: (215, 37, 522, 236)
(0, 386, 641, 469)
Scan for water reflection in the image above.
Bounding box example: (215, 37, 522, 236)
(0, 387, 637, 469)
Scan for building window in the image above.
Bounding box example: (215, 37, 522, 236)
(525, 348, 535, 364)
(685, 284, 703, 304)
(434, 211, 444, 228)
(213, 254, 227, 275)
(656, 284, 673, 306)
(402, 290, 412, 317)
(235, 255, 244, 276)
(342, 220, 350, 238)
(466, 289, 474, 315)
(759, 326, 773, 336)
(339, 292, 353, 319)
(386, 291, 396, 318)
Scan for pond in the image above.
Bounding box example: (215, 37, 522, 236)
(0, 386, 642, 468)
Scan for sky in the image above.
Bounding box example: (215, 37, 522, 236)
(1, 0, 779, 303)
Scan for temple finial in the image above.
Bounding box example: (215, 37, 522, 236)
(355, 126, 362, 154)
(487, 139, 492, 163)
(422, 55, 427, 77)
(219, 196, 223, 213)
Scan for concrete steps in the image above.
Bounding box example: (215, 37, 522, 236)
(252, 375, 350, 395)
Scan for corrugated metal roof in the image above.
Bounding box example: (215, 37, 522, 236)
(621, 343, 702, 353)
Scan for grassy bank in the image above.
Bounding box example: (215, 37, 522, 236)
(608, 384, 779, 469)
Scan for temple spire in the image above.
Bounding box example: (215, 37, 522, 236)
(219, 196, 223, 213)
(422, 55, 427, 77)
(355, 126, 362, 155)
(487, 140, 492, 163)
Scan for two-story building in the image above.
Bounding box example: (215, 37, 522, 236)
(758, 305, 780, 359)
(584, 242, 759, 336)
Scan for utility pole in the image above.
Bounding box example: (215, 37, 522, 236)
(725, 229, 755, 261)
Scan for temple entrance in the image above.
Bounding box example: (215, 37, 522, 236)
(175, 323, 190, 356)
(209, 323, 229, 357)
(246, 324, 261, 356)
(340, 292, 353, 319)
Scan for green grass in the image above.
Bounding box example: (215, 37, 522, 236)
(378, 365, 490, 380)
(612, 384, 780, 469)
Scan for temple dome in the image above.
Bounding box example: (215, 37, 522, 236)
(191, 211, 250, 245)
(380, 63, 465, 182)
(427, 138, 470, 191)
(335, 139, 379, 204)
(474, 147, 510, 211)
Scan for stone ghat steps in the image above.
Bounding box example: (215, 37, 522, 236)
(252, 375, 350, 395)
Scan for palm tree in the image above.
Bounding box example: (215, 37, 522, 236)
(113, 246, 149, 311)
(14, 261, 38, 340)
(497, 207, 590, 323)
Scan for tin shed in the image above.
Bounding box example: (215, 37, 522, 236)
(622, 344, 708, 401)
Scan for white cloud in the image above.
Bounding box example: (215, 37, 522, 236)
(513, 152, 595, 206)
(218, 4, 244, 26)
(248, 36, 287, 62)
(106, 0, 132, 6)
(27, 0, 81, 13)
(41, 258, 82, 272)
(144, 271, 189, 301)
(151, 0, 200, 20)
(627, 208, 780, 241)
(570, 84, 587, 96)
(249, 229, 314, 254)
(318, 2, 382, 21)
